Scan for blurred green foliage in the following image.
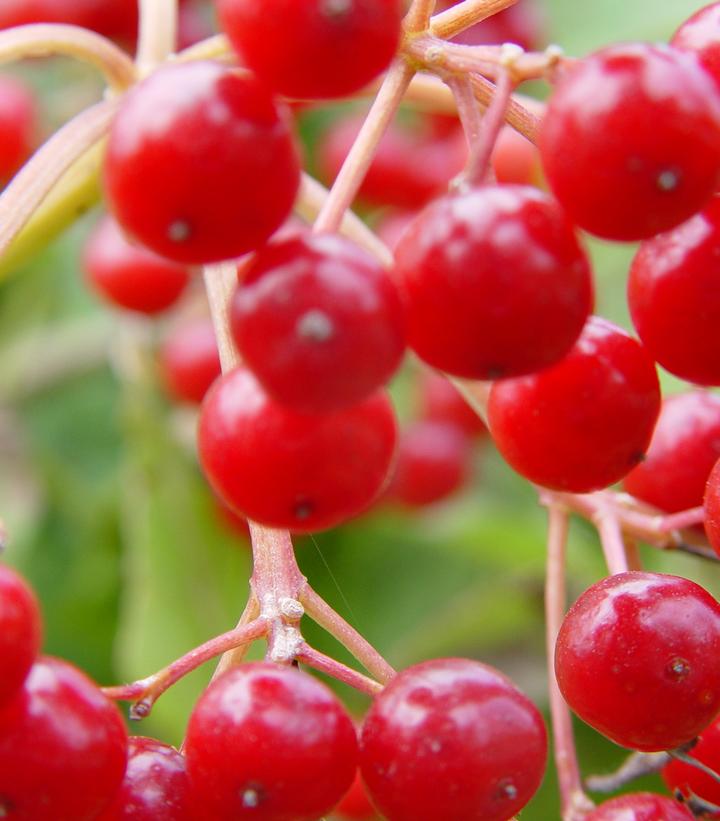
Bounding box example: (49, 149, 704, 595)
(0, 1, 718, 819)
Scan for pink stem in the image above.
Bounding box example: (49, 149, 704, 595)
(656, 506, 705, 533)
(596, 509, 630, 576)
(403, 0, 438, 34)
(464, 69, 514, 186)
(301, 586, 396, 684)
(313, 59, 415, 234)
(430, 0, 519, 40)
(297, 643, 384, 697)
(545, 504, 594, 820)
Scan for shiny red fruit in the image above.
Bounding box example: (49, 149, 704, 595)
(360, 658, 547, 821)
(98, 736, 189, 820)
(488, 316, 661, 492)
(540, 43, 720, 240)
(663, 715, 720, 813)
(628, 197, 720, 385)
(672, 2, 720, 88)
(217, 0, 402, 99)
(387, 421, 471, 507)
(104, 61, 300, 265)
(185, 663, 358, 821)
(231, 233, 405, 413)
(556, 571, 720, 751)
(198, 367, 397, 532)
(586, 793, 694, 820)
(0, 565, 41, 708)
(159, 319, 220, 404)
(623, 391, 720, 512)
(705, 457, 720, 556)
(0, 657, 128, 820)
(83, 215, 189, 314)
(393, 184, 593, 380)
(0, 75, 36, 184)
(0, 0, 138, 42)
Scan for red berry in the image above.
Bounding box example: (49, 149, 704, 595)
(198, 367, 397, 532)
(178, 0, 216, 49)
(217, 0, 402, 100)
(0, 656, 128, 820)
(540, 43, 720, 240)
(393, 184, 593, 380)
(628, 197, 720, 385)
(0, 0, 138, 43)
(623, 391, 720, 513)
(335, 770, 376, 820)
(0, 565, 41, 708)
(387, 421, 471, 507)
(586, 793, 694, 820)
(185, 662, 358, 821)
(0, 75, 36, 184)
(556, 571, 720, 752)
(97, 737, 189, 821)
(705, 457, 720, 556)
(663, 715, 720, 813)
(159, 319, 220, 404)
(488, 316, 661, 493)
(104, 61, 300, 265)
(672, 3, 720, 88)
(491, 125, 540, 186)
(83, 215, 189, 314)
(418, 370, 487, 437)
(230, 233, 405, 413)
(360, 658, 547, 821)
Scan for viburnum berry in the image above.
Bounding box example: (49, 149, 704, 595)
(393, 184, 593, 380)
(663, 715, 720, 813)
(185, 662, 358, 821)
(672, 2, 720, 88)
(418, 370, 487, 437)
(159, 318, 220, 404)
(623, 391, 720, 513)
(0, 564, 41, 708)
(83, 215, 189, 315)
(0, 75, 36, 184)
(491, 125, 540, 186)
(198, 367, 397, 531)
(488, 316, 661, 492)
(387, 421, 471, 507)
(555, 571, 720, 751)
(230, 233, 405, 413)
(217, 0, 402, 100)
(0, 0, 138, 43)
(540, 43, 720, 240)
(0, 656, 128, 820)
(705, 457, 720, 556)
(335, 771, 376, 820)
(585, 793, 694, 820)
(104, 61, 300, 265)
(628, 196, 720, 385)
(97, 737, 190, 820)
(360, 658, 547, 821)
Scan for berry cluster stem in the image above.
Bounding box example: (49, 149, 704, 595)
(136, 0, 178, 74)
(430, 0, 519, 40)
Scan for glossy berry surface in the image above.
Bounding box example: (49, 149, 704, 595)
(488, 316, 660, 492)
(98, 737, 189, 820)
(388, 421, 470, 507)
(231, 233, 405, 413)
(0, 565, 41, 708)
(104, 61, 300, 265)
(663, 715, 720, 813)
(585, 793, 694, 820)
(361, 658, 546, 821)
(218, 0, 402, 100)
(185, 662, 358, 821)
(0, 75, 36, 184)
(0, 0, 138, 43)
(623, 391, 720, 512)
(555, 571, 720, 751)
(198, 367, 397, 532)
(393, 184, 593, 380)
(83, 215, 189, 314)
(672, 2, 720, 88)
(628, 197, 720, 385)
(418, 371, 487, 437)
(540, 43, 720, 240)
(0, 656, 128, 820)
(705, 457, 720, 556)
(160, 319, 220, 404)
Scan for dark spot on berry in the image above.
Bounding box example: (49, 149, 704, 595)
(240, 783, 266, 808)
(495, 778, 518, 801)
(629, 451, 646, 466)
(666, 657, 691, 681)
(294, 499, 314, 520)
(0, 796, 15, 817)
(486, 365, 506, 380)
(168, 219, 191, 243)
